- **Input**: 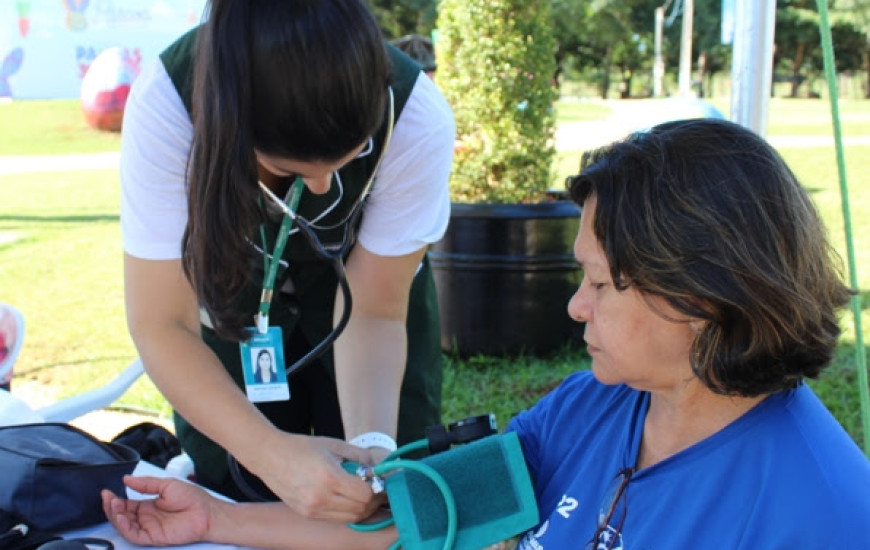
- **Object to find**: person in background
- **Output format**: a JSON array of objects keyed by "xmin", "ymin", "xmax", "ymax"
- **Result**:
[
  {"xmin": 120, "ymin": 0, "xmax": 453, "ymax": 520},
  {"xmin": 510, "ymin": 118, "xmax": 870, "ymax": 549}
]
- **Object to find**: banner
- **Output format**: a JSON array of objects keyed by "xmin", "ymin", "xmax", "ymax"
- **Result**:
[{"xmin": 0, "ymin": 0, "xmax": 206, "ymax": 100}]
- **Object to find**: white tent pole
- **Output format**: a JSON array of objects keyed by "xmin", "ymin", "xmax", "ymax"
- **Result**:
[
  {"xmin": 730, "ymin": 0, "xmax": 777, "ymax": 136},
  {"xmin": 653, "ymin": 6, "xmax": 665, "ymax": 97},
  {"xmin": 677, "ymin": 0, "xmax": 694, "ymax": 95}
]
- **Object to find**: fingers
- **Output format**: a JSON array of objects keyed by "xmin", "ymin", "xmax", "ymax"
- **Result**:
[
  {"xmin": 367, "ymin": 446, "xmax": 391, "ymax": 465},
  {"xmin": 331, "ymin": 458, "xmax": 381, "ymax": 497},
  {"xmin": 362, "ymin": 492, "xmax": 389, "ymax": 519},
  {"xmin": 254, "ymin": 435, "xmax": 387, "ymax": 522},
  {"xmin": 121, "ymin": 474, "xmax": 171, "ymax": 495},
  {"xmin": 100, "ymin": 489, "xmax": 145, "ymax": 544},
  {"xmin": 101, "ymin": 488, "xmax": 119, "ymax": 522},
  {"xmin": 289, "ymin": 470, "xmax": 376, "ymax": 522},
  {"xmin": 101, "ymin": 488, "xmax": 134, "ymax": 519},
  {"xmin": 285, "ymin": 455, "xmax": 379, "ymax": 522},
  {"xmin": 332, "ymin": 439, "xmax": 376, "ymax": 466}
]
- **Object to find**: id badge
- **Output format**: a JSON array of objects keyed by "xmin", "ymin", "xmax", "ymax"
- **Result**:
[{"xmin": 239, "ymin": 326, "xmax": 290, "ymax": 403}]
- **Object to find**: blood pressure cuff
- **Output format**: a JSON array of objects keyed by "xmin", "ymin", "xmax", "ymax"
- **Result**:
[
  {"xmin": 385, "ymin": 432, "xmax": 539, "ymax": 550},
  {"xmin": 0, "ymin": 423, "xmax": 139, "ymax": 532}
]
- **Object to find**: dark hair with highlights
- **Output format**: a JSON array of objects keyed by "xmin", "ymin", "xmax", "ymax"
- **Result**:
[
  {"xmin": 181, "ymin": 0, "xmax": 391, "ymax": 340},
  {"xmin": 567, "ymin": 118, "xmax": 852, "ymax": 396}
]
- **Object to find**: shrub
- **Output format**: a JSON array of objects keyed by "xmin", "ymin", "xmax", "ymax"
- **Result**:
[{"xmin": 435, "ymin": 0, "xmax": 558, "ymax": 204}]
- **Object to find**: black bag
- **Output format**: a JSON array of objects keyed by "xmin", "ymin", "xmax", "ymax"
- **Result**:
[
  {"xmin": 0, "ymin": 423, "xmax": 139, "ymax": 532},
  {"xmin": 0, "ymin": 507, "xmax": 59, "ymax": 550},
  {"xmin": 111, "ymin": 422, "xmax": 180, "ymax": 469}
]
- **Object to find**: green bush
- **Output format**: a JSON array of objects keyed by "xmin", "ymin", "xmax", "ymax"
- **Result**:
[{"xmin": 435, "ymin": 0, "xmax": 558, "ymax": 204}]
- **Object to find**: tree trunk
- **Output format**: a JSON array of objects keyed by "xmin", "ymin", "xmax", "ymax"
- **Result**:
[
  {"xmin": 554, "ymin": 50, "xmax": 565, "ymax": 90},
  {"xmin": 865, "ymin": 39, "xmax": 870, "ymax": 99},
  {"xmin": 791, "ymin": 42, "xmax": 805, "ymax": 98},
  {"xmin": 697, "ymin": 51, "xmax": 708, "ymax": 98},
  {"xmin": 600, "ymin": 45, "xmax": 612, "ymax": 100}
]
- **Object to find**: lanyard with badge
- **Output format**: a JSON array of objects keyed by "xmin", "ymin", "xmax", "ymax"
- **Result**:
[{"xmin": 238, "ymin": 87, "xmax": 395, "ymax": 406}]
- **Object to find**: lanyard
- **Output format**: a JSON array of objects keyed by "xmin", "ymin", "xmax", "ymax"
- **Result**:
[
  {"xmin": 252, "ymin": 89, "xmax": 395, "ymax": 337},
  {"xmin": 255, "ymin": 177, "xmax": 305, "ymax": 334}
]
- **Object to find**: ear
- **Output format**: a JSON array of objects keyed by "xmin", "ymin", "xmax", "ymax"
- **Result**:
[{"xmin": 689, "ymin": 320, "xmax": 705, "ymax": 334}]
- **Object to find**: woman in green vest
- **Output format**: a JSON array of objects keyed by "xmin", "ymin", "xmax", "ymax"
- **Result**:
[{"xmin": 120, "ymin": 0, "xmax": 454, "ymax": 521}]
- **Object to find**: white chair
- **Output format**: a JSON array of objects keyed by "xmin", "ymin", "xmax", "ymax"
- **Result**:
[
  {"xmin": 0, "ymin": 303, "xmax": 25, "ymax": 388},
  {"xmin": 0, "ymin": 303, "xmax": 193, "ymax": 476},
  {"xmin": 37, "ymin": 357, "xmax": 145, "ymax": 422},
  {"xmin": 0, "ymin": 301, "xmax": 145, "ymax": 424},
  {"xmin": 0, "ymin": 355, "xmax": 145, "ymax": 425}
]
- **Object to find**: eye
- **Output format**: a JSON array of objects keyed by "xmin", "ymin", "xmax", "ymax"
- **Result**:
[{"xmin": 582, "ymin": 276, "xmax": 606, "ymax": 291}]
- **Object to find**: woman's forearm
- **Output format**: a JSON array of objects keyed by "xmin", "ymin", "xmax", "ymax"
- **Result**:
[
  {"xmin": 333, "ymin": 314, "xmax": 407, "ymax": 440},
  {"xmin": 332, "ymin": 245, "xmax": 424, "ymax": 443},
  {"xmin": 209, "ymin": 500, "xmax": 397, "ymax": 550}
]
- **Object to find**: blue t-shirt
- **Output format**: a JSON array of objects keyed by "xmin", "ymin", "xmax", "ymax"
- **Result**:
[{"xmin": 508, "ymin": 371, "xmax": 870, "ymax": 550}]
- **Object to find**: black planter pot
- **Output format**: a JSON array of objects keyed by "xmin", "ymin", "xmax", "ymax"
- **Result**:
[{"xmin": 429, "ymin": 200, "xmax": 584, "ymax": 357}]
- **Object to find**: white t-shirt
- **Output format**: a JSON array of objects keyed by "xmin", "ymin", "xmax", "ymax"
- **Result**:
[{"xmin": 120, "ymin": 59, "xmax": 454, "ymax": 260}]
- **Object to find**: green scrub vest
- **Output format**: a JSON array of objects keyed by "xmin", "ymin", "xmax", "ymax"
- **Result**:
[{"xmin": 159, "ymin": 29, "xmax": 443, "ymax": 494}]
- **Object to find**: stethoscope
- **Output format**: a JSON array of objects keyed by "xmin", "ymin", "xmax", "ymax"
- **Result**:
[
  {"xmin": 255, "ymin": 86, "xmax": 395, "ymax": 379},
  {"xmin": 230, "ymin": 88, "xmax": 395, "ymax": 501}
]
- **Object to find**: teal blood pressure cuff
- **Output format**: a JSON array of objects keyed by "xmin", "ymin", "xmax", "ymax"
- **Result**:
[{"xmin": 385, "ymin": 432, "xmax": 538, "ymax": 550}]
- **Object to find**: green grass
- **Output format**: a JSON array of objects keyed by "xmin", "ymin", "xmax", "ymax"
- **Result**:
[
  {"xmin": 765, "ymin": 98, "xmax": 870, "ymax": 137},
  {"xmin": 553, "ymin": 98, "xmax": 613, "ymax": 123},
  {"xmin": 0, "ymin": 99, "xmax": 122, "ymax": 155},
  {"xmin": 0, "ymin": 169, "xmax": 167, "ymax": 413},
  {"xmin": 1, "ymin": 96, "xmax": 867, "ymax": 447},
  {"xmin": 443, "ymin": 346, "xmax": 587, "ymax": 430}
]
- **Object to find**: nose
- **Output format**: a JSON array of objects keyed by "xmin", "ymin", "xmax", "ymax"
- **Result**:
[
  {"xmin": 567, "ymin": 278, "xmax": 591, "ymax": 323},
  {"xmin": 303, "ymin": 173, "xmax": 333, "ymax": 195}
]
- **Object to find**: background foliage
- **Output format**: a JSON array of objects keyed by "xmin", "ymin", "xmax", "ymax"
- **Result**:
[
  {"xmin": 369, "ymin": 0, "xmax": 870, "ymax": 100},
  {"xmin": 435, "ymin": 0, "xmax": 558, "ymax": 203}
]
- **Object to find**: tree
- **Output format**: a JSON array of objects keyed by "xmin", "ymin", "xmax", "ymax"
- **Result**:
[
  {"xmin": 550, "ymin": 0, "xmax": 657, "ymax": 98},
  {"xmin": 436, "ymin": 0, "xmax": 558, "ymax": 203},
  {"xmin": 775, "ymin": 0, "xmax": 865, "ymax": 97},
  {"xmin": 549, "ymin": 0, "xmax": 595, "ymax": 86},
  {"xmin": 366, "ymin": 0, "xmax": 438, "ymax": 39},
  {"xmin": 832, "ymin": 0, "xmax": 870, "ymax": 98},
  {"xmin": 690, "ymin": 0, "xmax": 729, "ymax": 98},
  {"xmin": 776, "ymin": 1, "xmax": 826, "ymax": 97}
]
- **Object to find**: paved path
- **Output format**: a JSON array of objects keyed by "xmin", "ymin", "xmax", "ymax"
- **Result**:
[
  {"xmin": 556, "ymin": 119, "xmax": 870, "ymax": 151},
  {"xmin": 554, "ymin": 99, "xmax": 870, "ymax": 152},
  {"xmin": 2, "ymin": 117, "xmax": 867, "ymax": 179},
  {"xmin": 0, "ymin": 151, "xmax": 119, "ymax": 175}
]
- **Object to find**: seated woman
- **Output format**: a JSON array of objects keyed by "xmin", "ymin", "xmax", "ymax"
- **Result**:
[
  {"xmin": 102, "ymin": 119, "xmax": 870, "ymax": 549},
  {"xmin": 510, "ymin": 117, "xmax": 869, "ymax": 549}
]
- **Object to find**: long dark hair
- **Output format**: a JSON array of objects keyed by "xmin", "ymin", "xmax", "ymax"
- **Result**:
[
  {"xmin": 568, "ymin": 118, "xmax": 852, "ymax": 396},
  {"xmin": 182, "ymin": 0, "xmax": 391, "ymax": 341}
]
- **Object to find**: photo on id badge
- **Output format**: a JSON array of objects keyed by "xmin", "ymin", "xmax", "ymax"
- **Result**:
[{"xmin": 240, "ymin": 327, "xmax": 290, "ymax": 402}]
